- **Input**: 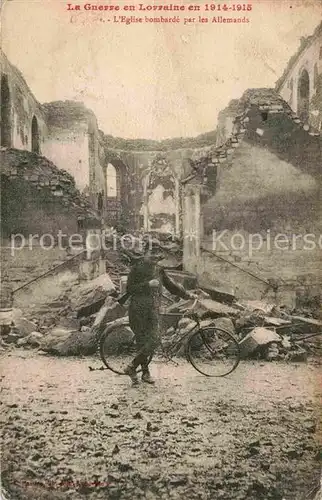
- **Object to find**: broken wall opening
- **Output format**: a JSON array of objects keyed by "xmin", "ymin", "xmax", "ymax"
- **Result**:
[
  {"xmin": 142, "ymin": 156, "xmax": 181, "ymax": 234},
  {"xmin": 106, "ymin": 163, "xmax": 117, "ymax": 198},
  {"xmin": 105, "ymin": 160, "xmax": 128, "ymax": 229}
]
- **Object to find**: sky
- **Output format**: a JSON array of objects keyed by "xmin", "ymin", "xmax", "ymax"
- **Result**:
[{"xmin": 1, "ymin": 0, "xmax": 321, "ymax": 139}]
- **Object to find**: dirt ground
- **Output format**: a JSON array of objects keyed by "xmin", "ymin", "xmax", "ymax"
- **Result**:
[{"xmin": 1, "ymin": 350, "xmax": 321, "ymax": 500}]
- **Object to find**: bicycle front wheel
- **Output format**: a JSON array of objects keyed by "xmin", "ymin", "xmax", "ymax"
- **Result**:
[
  {"xmin": 99, "ymin": 320, "xmax": 153, "ymax": 375},
  {"xmin": 100, "ymin": 320, "xmax": 137, "ymax": 375},
  {"xmin": 186, "ymin": 326, "xmax": 240, "ymax": 377}
]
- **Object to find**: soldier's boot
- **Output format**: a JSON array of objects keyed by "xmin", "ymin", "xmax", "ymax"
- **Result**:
[
  {"xmin": 124, "ymin": 365, "xmax": 140, "ymax": 387},
  {"xmin": 141, "ymin": 368, "xmax": 155, "ymax": 385}
]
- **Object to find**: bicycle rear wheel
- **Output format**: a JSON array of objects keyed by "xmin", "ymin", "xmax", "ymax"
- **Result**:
[
  {"xmin": 186, "ymin": 326, "xmax": 240, "ymax": 377},
  {"xmin": 99, "ymin": 321, "xmax": 153, "ymax": 375}
]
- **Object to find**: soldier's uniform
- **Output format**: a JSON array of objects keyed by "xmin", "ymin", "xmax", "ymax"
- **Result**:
[{"xmin": 125, "ymin": 254, "xmax": 190, "ymax": 384}]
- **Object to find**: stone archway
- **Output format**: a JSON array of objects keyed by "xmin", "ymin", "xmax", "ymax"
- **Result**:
[
  {"xmin": 1, "ymin": 74, "xmax": 11, "ymax": 148},
  {"xmin": 104, "ymin": 159, "xmax": 129, "ymax": 229},
  {"xmin": 106, "ymin": 163, "xmax": 118, "ymax": 198},
  {"xmin": 31, "ymin": 116, "xmax": 40, "ymax": 153},
  {"xmin": 142, "ymin": 155, "xmax": 180, "ymax": 235},
  {"xmin": 297, "ymin": 69, "xmax": 310, "ymax": 123}
]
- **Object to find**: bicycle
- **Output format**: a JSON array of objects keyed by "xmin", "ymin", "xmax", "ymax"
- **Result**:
[{"xmin": 99, "ymin": 298, "xmax": 241, "ymax": 377}]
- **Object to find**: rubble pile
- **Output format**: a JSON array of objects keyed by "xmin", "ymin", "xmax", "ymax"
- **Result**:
[
  {"xmin": 158, "ymin": 295, "xmax": 322, "ymax": 361},
  {"xmin": 234, "ymin": 300, "xmax": 322, "ymax": 361},
  {"xmin": 0, "ymin": 231, "xmax": 321, "ymax": 361},
  {"xmin": 1, "ymin": 271, "xmax": 321, "ymax": 361}
]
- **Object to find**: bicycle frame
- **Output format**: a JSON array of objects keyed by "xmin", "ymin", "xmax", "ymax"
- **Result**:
[
  {"xmin": 156, "ymin": 298, "xmax": 201, "ymax": 362},
  {"xmin": 97, "ymin": 296, "xmax": 241, "ymax": 377}
]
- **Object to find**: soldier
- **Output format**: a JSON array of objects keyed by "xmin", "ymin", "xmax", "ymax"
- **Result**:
[{"xmin": 123, "ymin": 243, "xmax": 197, "ymax": 386}]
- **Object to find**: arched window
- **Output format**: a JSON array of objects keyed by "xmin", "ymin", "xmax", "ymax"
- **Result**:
[
  {"xmin": 106, "ymin": 163, "xmax": 117, "ymax": 198},
  {"xmin": 31, "ymin": 115, "xmax": 40, "ymax": 153},
  {"xmin": 1, "ymin": 74, "xmax": 11, "ymax": 147}
]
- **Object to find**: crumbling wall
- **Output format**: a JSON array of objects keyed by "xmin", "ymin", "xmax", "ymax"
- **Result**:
[
  {"xmin": 142, "ymin": 154, "xmax": 178, "ymax": 233},
  {"xmin": 0, "ymin": 51, "xmax": 47, "ymax": 151},
  {"xmin": 42, "ymin": 124, "xmax": 90, "ymax": 192},
  {"xmin": 0, "ymin": 148, "xmax": 100, "ymax": 240},
  {"xmin": 198, "ymin": 147, "xmax": 322, "ymax": 303},
  {"xmin": 215, "ymin": 99, "xmax": 241, "ymax": 147},
  {"xmin": 183, "ymin": 89, "xmax": 322, "ymax": 305},
  {"xmin": 203, "ymin": 141, "xmax": 322, "ymax": 234},
  {"xmin": 0, "ymin": 53, "xmax": 106, "ymax": 213},
  {"xmin": 1, "ymin": 176, "xmax": 79, "ymax": 237},
  {"xmin": 276, "ymin": 22, "xmax": 322, "ymax": 129},
  {"xmin": 1, "ymin": 246, "xmax": 70, "ymax": 291},
  {"xmin": 310, "ymin": 72, "xmax": 322, "ymax": 130},
  {"xmin": 42, "ymin": 101, "xmax": 105, "ymax": 198}
]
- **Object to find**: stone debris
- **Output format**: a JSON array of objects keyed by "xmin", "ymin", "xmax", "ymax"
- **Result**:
[
  {"xmin": 40, "ymin": 327, "xmax": 98, "ymax": 356},
  {"xmin": 1, "ymin": 232, "xmax": 321, "ymax": 361},
  {"xmin": 264, "ymin": 317, "xmax": 292, "ymax": 327},
  {"xmin": 287, "ymin": 315, "xmax": 322, "ymax": 332},
  {"xmin": 25, "ymin": 331, "xmax": 44, "ymax": 347},
  {"xmin": 91, "ymin": 296, "xmax": 127, "ymax": 335},
  {"xmin": 0, "ymin": 308, "xmax": 23, "ymax": 326},
  {"xmin": 197, "ymin": 298, "xmax": 240, "ymax": 318},
  {"xmin": 285, "ymin": 349, "xmax": 308, "ymax": 363},
  {"xmin": 13, "ymin": 317, "xmax": 38, "ymax": 337},
  {"xmin": 265, "ymin": 343, "xmax": 281, "ymax": 361},
  {"xmin": 70, "ymin": 273, "xmax": 116, "ymax": 318},
  {"xmin": 238, "ymin": 300, "xmax": 276, "ymax": 315},
  {"xmin": 3, "ymin": 274, "xmax": 321, "ymax": 360},
  {"xmin": 198, "ymin": 282, "xmax": 236, "ymax": 305},
  {"xmin": 39, "ymin": 327, "xmax": 76, "ymax": 352},
  {"xmin": 239, "ymin": 327, "xmax": 282, "ymax": 359},
  {"xmin": 5, "ymin": 332, "xmax": 22, "ymax": 344}
]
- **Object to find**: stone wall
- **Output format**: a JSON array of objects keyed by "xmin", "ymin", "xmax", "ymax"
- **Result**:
[
  {"xmin": 2, "ymin": 176, "xmax": 80, "ymax": 237},
  {"xmin": 0, "ymin": 148, "xmax": 100, "ymax": 240},
  {"xmin": 276, "ymin": 22, "xmax": 322, "ymax": 130},
  {"xmin": 1, "ymin": 51, "xmax": 219, "ymax": 233},
  {"xmin": 42, "ymin": 101, "xmax": 105, "ymax": 201},
  {"xmin": 0, "ymin": 53, "xmax": 106, "ymax": 210},
  {"xmin": 202, "ymin": 141, "xmax": 322, "ymax": 235},
  {"xmin": 0, "ymin": 51, "xmax": 47, "ymax": 153},
  {"xmin": 1, "ymin": 246, "xmax": 69, "ymax": 289},
  {"xmin": 104, "ymin": 147, "xmax": 212, "ymax": 233},
  {"xmin": 183, "ymin": 89, "xmax": 322, "ymax": 305},
  {"xmin": 215, "ymin": 99, "xmax": 241, "ymax": 147},
  {"xmin": 1, "ymin": 244, "xmax": 82, "ymax": 317},
  {"xmin": 185, "ymin": 243, "xmax": 322, "ymax": 308}
]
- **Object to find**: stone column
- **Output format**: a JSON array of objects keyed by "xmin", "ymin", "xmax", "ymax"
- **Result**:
[
  {"xmin": 183, "ymin": 184, "xmax": 201, "ymax": 272},
  {"xmin": 174, "ymin": 177, "xmax": 180, "ymax": 237}
]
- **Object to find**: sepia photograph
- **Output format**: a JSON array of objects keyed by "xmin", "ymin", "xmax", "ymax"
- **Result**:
[{"xmin": 0, "ymin": 0, "xmax": 322, "ymax": 498}]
